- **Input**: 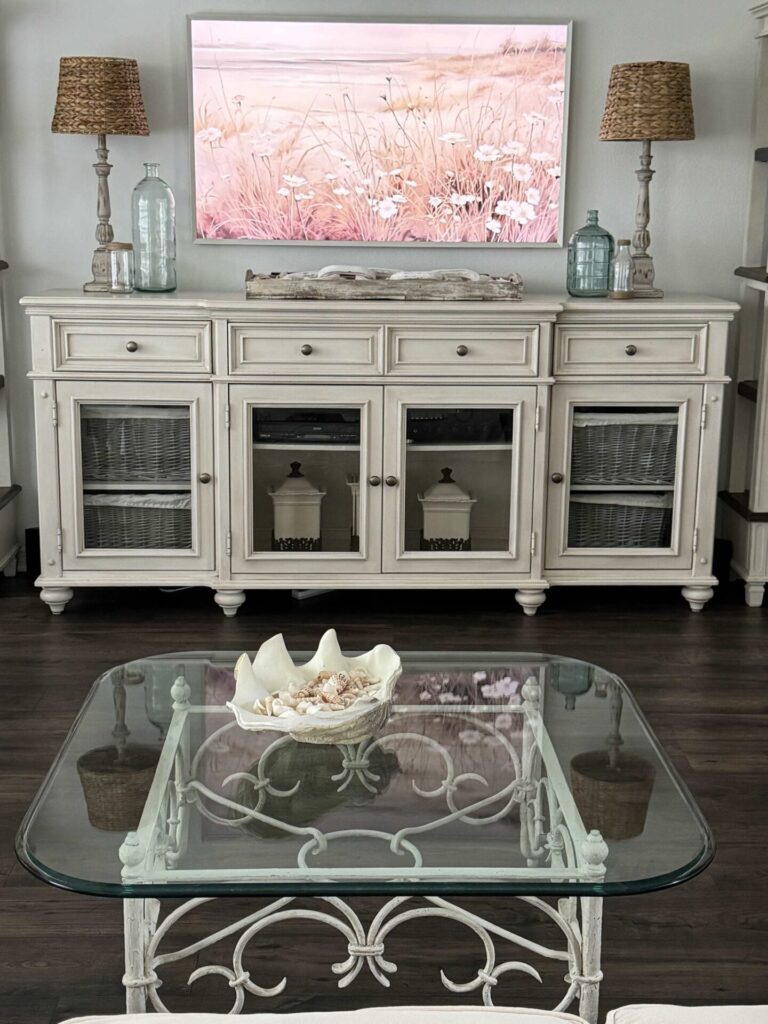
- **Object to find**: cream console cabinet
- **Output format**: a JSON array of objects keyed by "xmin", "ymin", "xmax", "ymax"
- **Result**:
[{"xmin": 22, "ymin": 293, "xmax": 737, "ymax": 616}]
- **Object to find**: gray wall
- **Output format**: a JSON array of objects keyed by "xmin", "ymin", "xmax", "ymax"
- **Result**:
[{"xmin": 0, "ymin": 0, "xmax": 756, "ymax": 528}]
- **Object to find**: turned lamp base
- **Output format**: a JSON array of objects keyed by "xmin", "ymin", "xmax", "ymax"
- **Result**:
[
  {"xmin": 630, "ymin": 252, "xmax": 663, "ymax": 299},
  {"xmin": 84, "ymin": 246, "xmax": 113, "ymax": 292}
]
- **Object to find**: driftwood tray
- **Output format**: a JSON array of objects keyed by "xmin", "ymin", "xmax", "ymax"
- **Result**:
[{"xmin": 245, "ymin": 271, "xmax": 523, "ymax": 302}]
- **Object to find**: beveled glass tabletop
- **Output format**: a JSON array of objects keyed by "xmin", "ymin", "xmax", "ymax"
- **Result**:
[{"xmin": 16, "ymin": 650, "xmax": 713, "ymax": 899}]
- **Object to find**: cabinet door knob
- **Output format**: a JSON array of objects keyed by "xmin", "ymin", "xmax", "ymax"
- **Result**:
[
  {"xmin": 300, "ymin": 343, "xmax": 313, "ymax": 356},
  {"xmin": 198, "ymin": 472, "xmax": 212, "ymax": 484},
  {"xmin": 551, "ymin": 472, "xmax": 564, "ymax": 484},
  {"xmin": 385, "ymin": 475, "xmax": 399, "ymax": 487},
  {"xmin": 368, "ymin": 475, "xmax": 381, "ymax": 487},
  {"xmin": 125, "ymin": 340, "xmax": 139, "ymax": 352},
  {"xmin": 625, "ymin": 344, "xmax": 638, "ymax": 356},
  {"xmin": 456, "ymin": 344, "xmax": 469, "ymax": 357}
]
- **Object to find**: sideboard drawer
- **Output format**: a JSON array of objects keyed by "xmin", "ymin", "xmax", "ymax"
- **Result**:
[
  {"xmin": 54, "ymin": 320, "xmax": 212, "ymax": 372},
  {"xmin": 229, "ymin": 322, "xmax": 383, "ymax": 375},
  {"xmin": 554, "ymin": 324, "xmax": 708, "ymax": 376},
  {"xmin": 386, "ymin": 323, "xmax": 539, "ymax": 376}
]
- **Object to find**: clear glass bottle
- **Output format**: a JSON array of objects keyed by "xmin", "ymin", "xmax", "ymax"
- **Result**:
[
  {"xmin": 131, "ymin": 163, "xmax": 176, "ymax": 292},
  {"xmin": 609, "ymin": 238, "xmax": 634, "ymax": 299},
  {"xmin": 566, "ymin": 210, "xmax": 614, "ymax": 298}
]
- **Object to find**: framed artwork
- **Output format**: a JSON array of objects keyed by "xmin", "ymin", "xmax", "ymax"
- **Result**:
[{"xmin": 189, "ymin": 17, "xmax": 571, "ymax": 246}]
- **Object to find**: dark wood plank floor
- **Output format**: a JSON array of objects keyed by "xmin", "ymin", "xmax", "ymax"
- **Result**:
[{"xmin": 1, "ymin": 577, "xmax": 766, "ymax": 1023}]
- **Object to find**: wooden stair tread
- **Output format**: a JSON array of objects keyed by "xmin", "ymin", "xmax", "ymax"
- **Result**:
[
  {"xmin": 719, "ymin": 489, "xmax": 768, "ymax": 522},
  {"xmin": 0, "ymin": 484, "xmax": 21, "ymax": 512}
]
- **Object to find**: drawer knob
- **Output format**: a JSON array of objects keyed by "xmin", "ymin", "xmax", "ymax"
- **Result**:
[
  {"xmin": 198, "ymin": 472, "xmax": 212, "ymax": 484},
  {"xmin": 125, "ymin": 340, "xmax": 139, "ymax": 353},
  {"xmin": 368, "ymin": 475, "xmax": 381, "ymax": 487},
  {"xmin": 625, "ymin": 344, "xmax": 638, "ymax": 356},
  {"xmin": 551, "ymin": 472, "xmax": 564, "ymax": 484},
  {"xmin": 385, "ymin": 475, "xmax": 399, "ymax": 487},
  {"xmin": 300, "ymin": 343, "xmax": 313, "ymax": 356},
  {"xmin": 456, "ymin": 344, "xmax": 469, "ymax": 357}
]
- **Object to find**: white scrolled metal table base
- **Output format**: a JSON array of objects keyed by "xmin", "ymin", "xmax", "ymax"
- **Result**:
[
  {"xmin": 122, "ymin": 892, "xmax": 603, "ymax": 1022},
  {"xmin": 119, "ymin": 674, "xmax": 608, "ymax": 1022}
]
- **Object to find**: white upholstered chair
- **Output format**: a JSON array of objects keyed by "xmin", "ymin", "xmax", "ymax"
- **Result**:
[
  {"xmin": 605, "ymin": 1008, "xmax": 768, "ymax": 1024},
  {"xmin": 61, "ymin": 1009, "xmax": 587, "ymax": 1024}
]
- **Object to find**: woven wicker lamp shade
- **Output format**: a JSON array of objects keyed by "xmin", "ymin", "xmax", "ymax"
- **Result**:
[
  {"xmin": 600, "ymin": 61, "xmax": 694, "ymax": 142},
  {"xmin": 52, "ymin": 56, "xmax": 149, "ymax": 136}
]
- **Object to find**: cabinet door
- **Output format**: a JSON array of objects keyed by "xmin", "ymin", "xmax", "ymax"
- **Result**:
[
  {"xmin": 382, "ymin": 386, "xmax": 537, "ymax": 574},
  {"xmin": 229, "ymin": 385, "xmax": 383, "ymax": 574},
  {"xmin": 57, "ymin": 381, "xmax": 215, "ymax": 572},
  {"xmin": 545, "ymin": 383, "xmax": 703, "ymax": 571}
]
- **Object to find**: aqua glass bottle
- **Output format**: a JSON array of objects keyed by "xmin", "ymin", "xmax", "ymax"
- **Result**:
[
  {"xmin": 566, "ymin": 210, "xmax": 614, "ymax": 297},
  {"xmin": 131, "ymin": 163, "xmax": 176, "ymax": 292}
]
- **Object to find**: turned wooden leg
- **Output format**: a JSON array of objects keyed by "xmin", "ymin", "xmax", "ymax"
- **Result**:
[
  {"xmin": 214, "ymin": 589, "xmax": 246, "ymax": 618},
  {"xmin": 744, "ymin": 582, "xmax": 765, "ymax": 608},
  {"xmin": 39, "ymin": 587, "xmax": 74, "ymax": 615},
  {"xmin": 681, "ymin": 585, "xmax": 714, "ymax": 613},
  {"xmin": 515, "ymin": 589, "xmax": 547, "ymax": 616}
]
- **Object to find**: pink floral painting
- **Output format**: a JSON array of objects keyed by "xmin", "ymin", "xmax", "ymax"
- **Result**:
[{"xmin": 191, "ymin": 20, "xmax": 569, "ymax": 244}]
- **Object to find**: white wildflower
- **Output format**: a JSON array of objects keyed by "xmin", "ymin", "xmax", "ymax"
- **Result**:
[
  {"xmin": 196, "ymin": 127, "xmax": 222, "ymax": 145},
  {"xmin": 377, "ymin": 197, "xmax": 399, "ymax": 219},
  {"xmin": 294, "ymin": 191, "xmax": 314, "ymax": 201},
  {"xmin": 526, "ymin": 187, "xmax": 541, "ymax": 205},
  {"xmin": 474, "ymin": 144, "xmax": 501, "ymax": 162},
  {"xmin": 333, "ymin": 186, "xmax": 351, "ymax": 196},
  {"xmin": 277, "ymin": 187, "xmax": 290, "ymax": 197},
  {"xmin": 428, "ymin": 196, "xmax": 443, "ymax": 208},
  {"xmin": 439, "ymin": 131, "xmax": 466, "ymax": 144},
  {"xmin": 512, "ymin": 162, "xmax": 533, "ymax": 182},
  {"xmin": 502, "ymin": 140, "xmax": 526, "ymax": 156},
  {"xmin": 531, "ymin": 150, "xmax": 554, "ymax": 162},
  {"xmin": 324, "ymin": 172, "xmax": 338, "ymax": 181},
  {"xmin": 547, "ymin": 165, "xmax": 561, "ymax": 178},
  {"xmin": 486, "ymin": 218, "xmax": 502, "ymax": 234},
  {"xmin": 283, "ymin": 174, "xmax": 307, "ymax": 187},
  {"xmin": 523, "ymin": 112, "xmax": 546, "ymax": 126}
]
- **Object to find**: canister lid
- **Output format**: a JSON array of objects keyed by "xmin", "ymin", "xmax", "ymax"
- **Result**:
[
  {"xmin": 272, "ymin": 461, "xmax": 324, "ymax": 495},
  {"xmin": 105, "ymin": 241, "xmax": 133, "ymax": 250},
  {"xmin": 421, "ymin": 467, "xmax": 474, "ymax": 502}
]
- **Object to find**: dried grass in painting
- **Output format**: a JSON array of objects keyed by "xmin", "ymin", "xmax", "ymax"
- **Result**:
[{"xmin": 191, "ymin": 20, "xmax": 568, "ymax": 244}]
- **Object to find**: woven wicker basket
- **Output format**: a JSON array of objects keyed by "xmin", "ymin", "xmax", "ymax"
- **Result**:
[
  {"xmin": 571, "ymin": 412, "xmax": 678, "ymax": 485},
  {"xmin": 83, "ymin": 494, "xmax": 192, "ymax": 549},
  {"xmin": 568, "ymin": 494, "xmax": 672, "ymax": 548},
  {"xmin": 77, "ymin": 743, "xmax": 159, "ymax": 831},
  {"xmin": 570, "ymin": 751, "xmax": 655, "ymax": 841},
  {"xmin": 81, "ymin": 407, "xmax": 190, "ymax": 482}
]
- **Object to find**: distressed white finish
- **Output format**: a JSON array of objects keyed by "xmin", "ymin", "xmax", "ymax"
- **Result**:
[
  {"xmin": 116, "ymin": 677, "xmax": 607, "ymax": 1020},
  {"xmin": 21, "ymin": 292, "xmax": 736, "ymax": 615}
]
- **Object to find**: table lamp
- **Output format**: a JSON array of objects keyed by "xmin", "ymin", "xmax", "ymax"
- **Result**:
[
  {"xmin": 52, "ymin": 56, "xmax": 149, "ymax": 292},
  {"xmin": 600, "ymin": 61, "xmax": 695, "ymax": 298}
]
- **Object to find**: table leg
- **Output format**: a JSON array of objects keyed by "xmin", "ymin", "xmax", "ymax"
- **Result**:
[
  {"xmin": 123, "ymin": 897, "xmax": 159, "ymax": 1012},
  {"xmin": 577, "ymin": 895, "xmax": 603, "ymax": 1024}
]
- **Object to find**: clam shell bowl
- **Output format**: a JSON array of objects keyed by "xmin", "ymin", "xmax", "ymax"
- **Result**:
[{"xmin": 226, "ymin": 629, "xmax": 402, "ymax": 744}]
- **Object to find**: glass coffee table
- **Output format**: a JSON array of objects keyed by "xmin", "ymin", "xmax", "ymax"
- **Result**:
[{"xmin": 17, "ymin": 650, "xmax": 713, "ymax": 1023}]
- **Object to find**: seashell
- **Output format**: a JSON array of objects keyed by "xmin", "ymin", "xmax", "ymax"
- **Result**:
[{"xmin": 226, "ymin": 629, "xmax": 402, "ymax": 743}]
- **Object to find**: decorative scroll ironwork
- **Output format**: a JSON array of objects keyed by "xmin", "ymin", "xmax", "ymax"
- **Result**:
[{"xmin": 123, "ymin": 892, "xmax": 603, "ymax": 1018}]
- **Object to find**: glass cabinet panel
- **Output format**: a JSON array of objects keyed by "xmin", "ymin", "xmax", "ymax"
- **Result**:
[
  {"xmin": 402, "ymin": 407, "xmax": 514, "ymax": 553},
  {"xmin": 56, "ymin": 381, "xmax": 214, "ymax": 572},
  {"xmin": 251, "ymin": 406, "xmax": 362, "ymax": 554},
  {"xmin": 79, "ymin": 404, "xmax": 193, "ymax": 550},
  {"xmin": 566, "ymin": 405, "xmax": 678, "ymax": 550},
  {"xmin": 383, "ymin": 387, "xmax": 537, "ymax": 573},
  {"xmin": 230, "ymin": 385, "xmax": 383, "ymax": 573},
  {"xmin": 545, "ymin": 384, "xmax": 702, "ymax": 571}
]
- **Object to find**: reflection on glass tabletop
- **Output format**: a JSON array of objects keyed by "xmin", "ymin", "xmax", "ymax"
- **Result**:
[{"xmin": 16, "ymin": 651, "xmax": 713, "ymax": 898}]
